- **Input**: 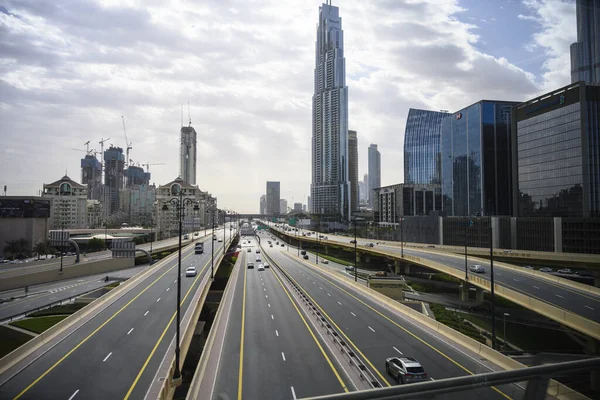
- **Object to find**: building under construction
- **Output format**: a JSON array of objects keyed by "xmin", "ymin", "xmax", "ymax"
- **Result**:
[
  {"xmin": 104, "ymin": 146, "xmax": 125, "ymax": 215},
  {"xmin": 81, "ymin": 154, "xmax": 102, "ymax": 200}
]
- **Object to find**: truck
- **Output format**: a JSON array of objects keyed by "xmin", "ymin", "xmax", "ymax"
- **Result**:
[{"xmin": 195, "ymin": 242, "xmax": 204, "ymax": 254}]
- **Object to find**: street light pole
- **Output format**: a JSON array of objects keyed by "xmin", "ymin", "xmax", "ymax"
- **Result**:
[
  {"xmin": 503, "ymin": 312, "xmax": 509, "ymax": 351},
  {"xmin": 464, "ymin": 217, "xmax": 469, "ymax": 281},
  {"xmin": 211, "ymin": 208, "xmax": 215, "ymax": 279},
  {"xmin": 490, "ymin": 214, "xmax": 497, "ymax": 350},
  {"xmin": 354, "ymin": 216, "xmax": 358, "ymax": 282},
  {"xmin": 60, "ymin": 224, "xmax": 64, "ymax": 272},
  {"xmin": 400, "ymin": 217, "xmax": 404, "ymax": 258}
]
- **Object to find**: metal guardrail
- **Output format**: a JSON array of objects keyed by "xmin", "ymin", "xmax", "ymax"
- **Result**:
[
  {"xmin": 301, "ymin": 357, "xmax": 600, "ymax": 400},
  {"xmin": 260, "ymin": 239, "xmax": 382, "ymax": 389}
]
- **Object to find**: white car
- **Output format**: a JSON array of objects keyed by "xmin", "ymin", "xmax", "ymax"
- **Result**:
[
  {"xmin": 185, "ymin": 266, "xmax": 197, "ymax": 277},
  {"xmin": 218, "ymin": 238, "xmax": 223, "ymax": 242},
  {"xmin": 263, "ymin": 262, "xmax": 270, "ymax": 269},
  {"xmin": 469, "ymin": 265, "xmax": 485, "ymax": 273},
  {"xmin": 256, "ymin": 256, "xmax": 262, "ymax": 262},
  {"xmin": 258, "ymin": 264, "xmax": 265, "ymax": 271}
]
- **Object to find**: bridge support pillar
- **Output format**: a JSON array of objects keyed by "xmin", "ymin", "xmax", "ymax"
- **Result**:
[
  {"xmin": 459, "ymin": 283, "xmax": 470, "ymax": 302},
  {"xmin": 394, "ymin": 260, "xmax": 401, "ymax": 274},
  {"xmin": 475, "ymin": 287, "xmax": 484, "ymax": 304}
]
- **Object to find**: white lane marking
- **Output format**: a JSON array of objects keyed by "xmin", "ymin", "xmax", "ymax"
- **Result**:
[
  {"xmin": 157, "ymin": 298, "xmax": 161, "ymax": 302},
  {"xmin": 512, "ymin": 278, "xmax": 519, "ymax": 282},
  {"xmin": 393, "ymin": 346, "xmax": 403, "ymax": 355},
  {"xmin": 337, "ymin": 301, "xmax": 342, "ymax": 305},
  {"xmin": 351, "ymin": 312, "xmax": 356, "ymax": 317},
  {"xmin": 174, "ymin": 280, "xmax": 177, "ymax": 284},
  {"xmin": 102, "ymin": 352, "xmax": 112, "ymax": 362},
  {"xmin": 585, "ymin": 305, "xmax": 595, "ymax": 311},
  {"xmin": 266, "ymin": 295, "xmax": 268, "ymax": 298},
  {"xmin": 368, "ymin": 326, "xmax": 375, "ymax": 333},
  {"xmin": 327, "ymin": 293, "xmax": 331, "ymax": 297},
  {"xmin": 127, "ymin": 328, "xmax": 134, "ymax": 335},
  {"xmin": 533, "ymin": 286, "xmax": 540, "ymax": 289},
  {"xmin": 275, "ymin": 330, "xmax": 279, "ymax": 337},
  {"xmin": 262, "ymin": 282, "xmax": 264, "ymax": 286},
  {"xmin": 430, "ymin": 377, "xmax": 435, "ymax": 381},
  {"xmin": 68, "ymin": 390, "xmax": 80, "ymax": 400},
  {"xmin": 263, "ymin": 288, "xmax": 266, "ymax": 291},
  {"xmin": 268, "ymin": 303, "xmax": 271, "ymax": 307},
  {"xmin": 144, "ymin": 311, "xmax": 149, "ymax": 316},
  {"xmin": 166, "ymin": 287, "xmax": 170, "ymax": 292},
  {"xmin": 556, "ymin": 294, "xmax": 564, "ymax": 299},
  {"xmin": 281, "ymin": 352, "xmax": 286, "ymax": 361},
  {"xmin": 291, "ymin": 386, "xmax": 297, "ymax": 400},
  {"xmin": 271, "ymin": 314, "xmax": 274, "ymax": 320}
]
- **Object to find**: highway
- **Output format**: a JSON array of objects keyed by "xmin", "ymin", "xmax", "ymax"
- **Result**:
[
  {"xmin": 273, "ymin": 226, "xmax": 600, "ymax": 324},
  {"xmin": 0, "ymin": 231, "xmax": 228, "ymax": 400},
  {"xmin": 259, "ymin": 232, "xmax": 523, "ymax": 400},
  {"xmin": 0, "ymin": 266, "xmax": 148, "ymax": 322},
  {"xmin": 212, "ymin": 236, "xmax": 350, "ymax": 400}
]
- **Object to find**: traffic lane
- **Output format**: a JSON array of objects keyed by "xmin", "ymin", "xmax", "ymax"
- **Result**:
[
  {"xmin": 400, "ymin": 248, "xmax": 600, "ymax": 321},
  {"xmin": 212, "ymin": 253, "xmax": 246, "ymax": 400},
  {"xmin": 257, "ymin": 264, "xmax": 347, "ymax": 398},
  {"xmin": 0, "ymin": 246, "xmax": 196, "ymax": 399},
  {"xmin": 0, "ymin": 266, "xmax": 149, "ymax": 320},
  {"xmin": 268, "ymin": 251, "xmax": 518, "ymax": 400}
]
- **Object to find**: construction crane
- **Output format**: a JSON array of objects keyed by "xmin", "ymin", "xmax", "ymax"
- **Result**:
[
  {"xmin": 122, "ymin": 116, "xmax": 133, "ymax": 167},
  {"xmin": 84, "ymin": 141, "xmax": 91, "ymax": 154},
  {"xmin": 71, "ymin": 147, "xmax": 97, "ymax": 157},
  {"xmin": 143, "ymin": 162, "xmax": 165, "ymax": 173}
]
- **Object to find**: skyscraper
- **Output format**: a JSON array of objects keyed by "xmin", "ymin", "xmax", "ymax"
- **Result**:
[
  {"xmin": 104, "ymin": 146, "xmax": 125, "ymax": 215},
  {"xmin": 404, "ymin": 109, "xmax": 449, "ymax": 185},
  {"xmin": 348, "ymin": 130, "xmax": 359, "ymax": 212},
  {"xmin": 311, "ymin": 2, "xmax": 350, "ymax": 220},
  {"xmin": 570, "ymin": 0, "xmax": 599, "ymax": 84},
  {"xmin": 180, "ymin": 124, "xmax": 197, "ymax": 185},
  {"xmin": 81, "ymin": 154, "xmax": 102, "ymax": 201},
  {"xmin": 368, "ymin": 144, "xmax": 381, "ymax": 207},
  {"xmin": 260, "ymin": 194, "xmax": 267, "ymax": 215},
  {"xmin": 266, "ymin": 181, "xmax": 280, "ymax": 215},
  {"xmin": 362, "ymin": 173, "xmax": 369, "ymax": 203},
  {"xmin": 280, "ymin": 199, "xmax": 288, "ymax": 214}
]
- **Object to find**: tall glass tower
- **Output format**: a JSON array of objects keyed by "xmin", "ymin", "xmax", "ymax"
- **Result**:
[
  {"xmin": 180, "ymin": 125, "xmax": 197, "ymax": 185},
  {"xmin": 570, "ymin": 0, "xmax": 599, "ymax": 84},
  {"xmin": 311, "ymin": 1, "xmax": 350, "ymax": 220},
  {"xmin": 403, "ymin": 108, "xmax": 449, "ymax": 185},
  {"xmin": 368, "ymin": 144, "xmax": 381, "ymax": 208}
]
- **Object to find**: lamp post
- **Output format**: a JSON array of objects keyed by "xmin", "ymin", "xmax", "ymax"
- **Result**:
[
  {"xmin": 60, "ymin": 224, "xmax": 64, "ymax": 272},
  {"xmin": 503, "ymin": 312, "xmax": 510, "ymax": 351},
  {"xmin": 464, "ymin": 217, "xmax": 470, "ymax": 281},
  {"xmin": 400, "ymin": 216, "xmax": 404, "ymax": 258},
  {"xmin": 490, "ymin": 213, "xmax": 497, "ymax": 350},
  {"xmin": 315, "ymin": 217, "xmax": 320, "ymax": 264},
  {"xmin": 161, "ymin": 193, "xmax": 199, "ymax": 383}
]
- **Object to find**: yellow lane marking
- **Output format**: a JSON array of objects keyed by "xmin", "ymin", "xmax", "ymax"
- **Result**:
[
  {"xmin": 287, "ymin": 252, "xmax": 512, "ymax": 399},
  {"xmin": 123, "ymin": 250, "xmax": 215, "ymax": 400},
  {"xmin": 237, "ymin": 252, "xmax": 247, "ymax": 400},
  {"xmin": 13, "ymin": 250, "xmax": 194, "ymax": 400},
  {"xmin": 270, "ymin": 260, "xmax": 348, "ymax": 392}
]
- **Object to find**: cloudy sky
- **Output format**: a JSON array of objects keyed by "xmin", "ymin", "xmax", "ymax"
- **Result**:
[{"xmin": 0, "ymin": 0, "xmax": 576, "ymax": 213}]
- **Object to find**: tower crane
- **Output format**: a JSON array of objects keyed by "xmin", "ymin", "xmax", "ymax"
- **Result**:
[
  {"xmin": 122, "ymin": 116, "xmax": 133, "ymax": 167},
  {"xmin": 143, "ymin": 162, "xmax": 165, "ymax": 173}
]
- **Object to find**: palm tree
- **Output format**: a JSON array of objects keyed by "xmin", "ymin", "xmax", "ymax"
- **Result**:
[
  {"xmin": 34, "ymin": 242, "xmax": 47, "ymax": 260},
  {"xmin": 3, "ymin": 240, "xmax": 19, "ymax": 260},
  {"xmin": 16, "ymin": 238, "xmax": 31, "ymax": 259}
]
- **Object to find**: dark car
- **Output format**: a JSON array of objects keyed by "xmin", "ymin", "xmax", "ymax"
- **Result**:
[
  {"xmin": 350, "ymin": 240, "xmax": 356, "ymax": 244},
  {"xmin": 303, "ymin": 255, "xmax": 309, "ymax": 260},
  {"xmin": 301, "ymin": 250, "xmax": 307, "ymax": 255},
  {"xmin": 386, "ymin": 357, "xmax": 428, "ymax": 384}
]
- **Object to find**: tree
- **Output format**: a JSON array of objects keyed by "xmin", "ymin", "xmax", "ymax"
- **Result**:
[
  {"xmin": 34, "ymin": 242, "xmax": 47, "ymax": 260},
  {"xmin": 3, "ymin": 238, "xmax": 30, "ymax": 259},
  {"xmin": 88, "ymin": 238, "xmax": 106, "ymax": 252},
  {"xmin": 133, "ymin": 236, "xmax": 145, "ymax": 245},
  {"xmin": 3, "ymin": 240, "xmax": 19, "ymax": 260}
]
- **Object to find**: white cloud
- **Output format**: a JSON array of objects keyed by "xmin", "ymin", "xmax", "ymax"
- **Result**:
[{"xmin": 0, "ymin": 0, "xmax": 572, "ymax": 212}]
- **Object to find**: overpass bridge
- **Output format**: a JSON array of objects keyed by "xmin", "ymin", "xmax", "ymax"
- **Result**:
[{"xmin": 265, "ymin": 224, "xmax": 600, "ymax": 344}]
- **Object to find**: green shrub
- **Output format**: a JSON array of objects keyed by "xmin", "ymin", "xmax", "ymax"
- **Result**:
[
  {"xmin": 430, "ymin": 304, "xmax": 486, "ymax": 344},
  {"xmin": 27, "ymin": 303, "xmax": 86, "ymax": 317},
  {"xmin": 10, "ymin": 316, "xmax": 68, "ymax": 334}
]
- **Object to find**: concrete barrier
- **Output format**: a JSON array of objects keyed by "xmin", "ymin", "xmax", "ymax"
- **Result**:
[
  {"xmin": 285, "ymin": 252, "xmax": 589, "ymax": 400},
  {"xmin": 0, "ymin": 244, "xmax": 187, "ymax": 377}
]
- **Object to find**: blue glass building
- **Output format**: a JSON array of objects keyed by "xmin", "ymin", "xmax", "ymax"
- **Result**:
[
  {"xmin": 570, "ymin": 0, "xmax": 599, "ymax": 84},
  {"xmin": 441, "ymin": 100, "xmax": 519, "ymax": 216},
  {"xmin": 404, "ymin": 109, "xmax": 449, "ymax": 185}
]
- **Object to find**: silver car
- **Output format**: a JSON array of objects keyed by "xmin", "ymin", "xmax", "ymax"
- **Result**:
[
  {"xmin": 469, "ymin": 265, "xmax": 485, "ymax": 273},
  {"xmin": 385, "ymin": 357, "xmax": 428, "ymax": 384}
]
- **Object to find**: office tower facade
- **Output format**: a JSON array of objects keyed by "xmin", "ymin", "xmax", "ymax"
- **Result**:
[
  {"xmin": 104, "ymin": 146, "xmax": 125, "ymax": 216},
  {"xmin": 363, "ymin": 173, "xmax": 369, "ymax": 203},
  {"xmin": 441, "ymin": 100, "xmax": 519, "ymax": 217},
  {"xmin": 368, "ymin": 144, "xmax": 381, "ymax": 207},
  {"xmin": 120, "ymin": 184, "xmax": 156, "ymax": 225},
  {"xmin": 125, "ymin": 165, "xmax": 150, "ymax": 187},
  {"xmin": 512, "ymin": 82, "xmax": 600, "ymax": 217},
  {"xmin": 280, "ymin": 199, "xmax": 288, "ymax": 214},
  {"xmin": 42, "ymin": 175, "xmax": 88, "ymax": 229},
  {"xmin": 307, "ymin": 196, "xmax": 311, "ymax": 213},
  {"xmin": 311, "ymin": 2, "xmax": 350, "ymax": 220},
  {"xmin": 81, "ymin": 154, "xmax": 102, "ymax": 201},
  {"xmin": 374, "ymin": 183, "xmax": 442, "ymax": 223},
  {"xmin": 260, "ymin": 195, "xmax": 267, "ymax": 215},
  {"xmin": 155, "ymin": 178, "xmax": 207, "ymax": 239},
  {"xmin": 348, "ymin": 130, "xmax": 359, "ymax": 212},
  {"xmin": 266, "ymin": 181, "xmax": 280, "ymax": 215},
  {"xmin": 294, "ymin": 202, "xmax": 303, "ymax": 212},
  {"xmin": 404, "ymin": 109, "xmax": 449, "ymax": 185},
  {"xmin": 180, "ymin": 125, "xmax": 197, "ymax": 185},
  {"xmin": 570, "ymin": 0, "xmax": 599, "ymax": 84}
]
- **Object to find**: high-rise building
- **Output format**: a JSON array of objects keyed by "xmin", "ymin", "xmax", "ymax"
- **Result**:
[
  {"xmin": 311, "ymin": 2, "xmax": 350, "ymax": 220},
  {"xmin": 441, "ymin": 100, "xmax": 519, "ymax": 216},
  {"xmin": 280, "ymin": 199, "xmax": 288, "ymax": 214},
  {"xmin": 404, "ymin": 109, "xmax": 449, "ymax": 185},
  {"xmin": 307, "ymin": 196, "xmax": 311, "ymax": 213},
  {"xmin": 368, "ymin": 144, "xmax": 381, "ymax": 207},
  {"xmin": 42, "ymin": 175, "xmax": 88, "ymax": 229},
  {"xmin": 512, "ymin": 82, "xmax": 600, "ymax": 217},
  {"xmin": 363, "ymin": 173, "xmax": 369, "ymax": 203},
  {"xmin": 81, "ymin": 154, "xmax": 102, "ymax": 201},
  {"xmin": 374, "ymin": 183, "xmax": 442, "ymax": 223},
  {"xmin": 294, "ymin": 202, "xmax": 303, "ymax": 212},
  {"xmin": 348, "ymin": 130, "xmax": 359, "ymax": 212},
  {"xmin": 180, "ymin": 125, "xmax": 197, "ymax": 185},
  {"xmin": 104, "ymin": 146, "xmax": 125, "ymax": 216},
  {"xmin": 570, "ymin": 0, "xmax": 599, "ymax": 84},
  {"xmin": 266, "ymin": 181, "xmax": 280, "ymax": 215},
  {"xmin": 260, "ymin": 195, "xmax": 267, "ymax": 215},
  {"xmin": 120, "ymin": 184, "xmax": 156, "ymax": 225},
  {"xmin": 125, "ymin": 165, "xmax": 150, "ymax": 187}
]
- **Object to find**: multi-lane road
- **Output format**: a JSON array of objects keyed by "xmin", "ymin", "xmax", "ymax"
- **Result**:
[
  {"xmin": 210, "ymin": 232, "xmax": 523, "ymax": 400},
  {"xmin": 0, "ymin": 232, "xmax": 229, "ymax": 400},
  {"xmin": 274, "ymin": 226, "xmax": 600, "ymax": 325}
]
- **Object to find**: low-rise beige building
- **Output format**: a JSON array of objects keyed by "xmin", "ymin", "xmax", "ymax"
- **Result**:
[{"xmin": 42, "ymin": 175, "xmax": 88, "ymax": 230}]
